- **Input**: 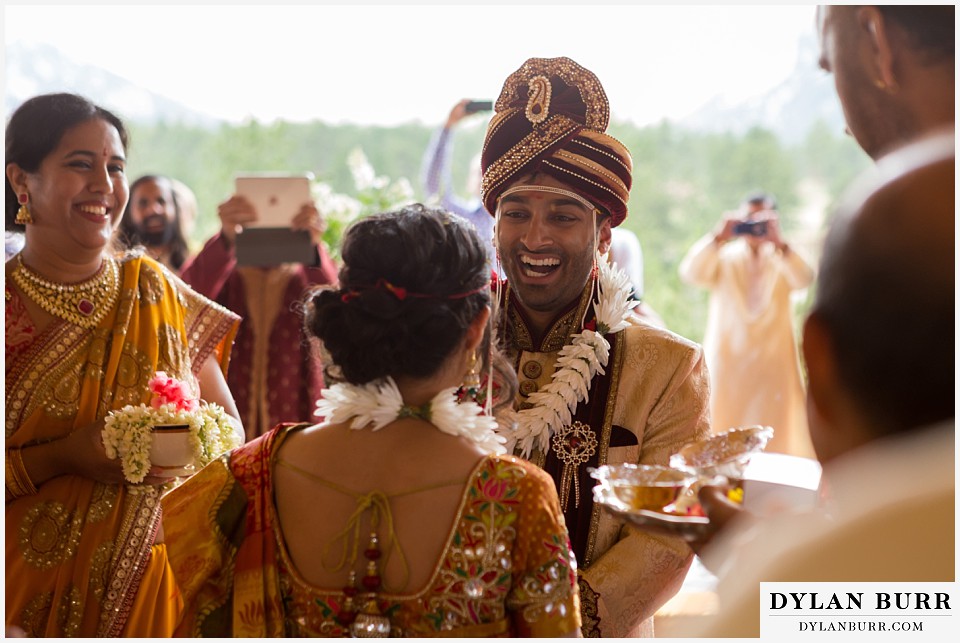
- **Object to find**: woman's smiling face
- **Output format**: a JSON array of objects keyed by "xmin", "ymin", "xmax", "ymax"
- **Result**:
[{"xmin": 21, "ymin": 117, "xmax": 128, "ymax": 255}]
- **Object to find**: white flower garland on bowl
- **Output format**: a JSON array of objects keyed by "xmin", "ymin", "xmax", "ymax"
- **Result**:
[
  {"xmin": 501, "ymin": 257, "xmax": 635, "ymax": 457},
  {"xmin": 314, "ymin": 376, "xmax": 507, "ymax": 454},
  {"xmin": 102, "ymin": 373, "xmax": 242, "ymax": 484}
]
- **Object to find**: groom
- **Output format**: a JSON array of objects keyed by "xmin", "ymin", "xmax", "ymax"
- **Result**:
[{"xmin": 481, "ymin": 57, "xmax": 711, "ymax": 637}]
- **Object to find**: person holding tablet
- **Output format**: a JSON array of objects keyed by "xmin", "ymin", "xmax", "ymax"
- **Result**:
[{"xmin": 180, "ymin": 186, "xmax": 337, "ymax": 440}]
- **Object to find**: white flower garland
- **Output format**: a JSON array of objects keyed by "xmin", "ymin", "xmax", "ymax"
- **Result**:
[
  {"xmin": 314, "ymin": 376, "xmax": 507, "ymax": 454},
  {"xmin": 103, "ymin": 401, "xmax": 242, "ymax": 484},
  {"xmin": 501, "ymin": 257, "xmax": 635, "ymax": 457}
]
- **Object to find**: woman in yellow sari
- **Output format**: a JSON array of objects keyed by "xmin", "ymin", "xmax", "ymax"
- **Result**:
[{"xmin": 5, "ymin": 93, "xmax": 242, "ymax": 637}]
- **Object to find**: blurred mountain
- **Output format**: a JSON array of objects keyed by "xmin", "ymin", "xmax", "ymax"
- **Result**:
[
  {"xmin": 6, "ymin": 38, "xmax": 846, "ymax": 142},
  {"xmin": 678, "ymin": 35, "xmax": 847, "ymax": 144},
  {"xmin": 5, "ymin": 42, "xmax": 221, "ymax": 127}
]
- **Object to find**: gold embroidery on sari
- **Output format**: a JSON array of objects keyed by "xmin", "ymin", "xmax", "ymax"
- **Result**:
[
  {"xmin": 98, "ymin": 485, "xmax": 161, "ymax": 636},
  {"xmin": 506, "ymin": 556, "xmax": 576, "ymax": 624},
  {"xmin": 275, "ymin": 457, "xmax": 580, "ymax": 637},
  {"xmin": 156, "ymin": 322, "xmax": 191, "ymax": 385},
  {"xmin": 90, "ymin": 540, "xmax": 115, "ymax": 603},
  {"xmin": 59, "ymin": 585, "xmax": 84, "ymax": 637},
  {"xmin": 9, "ymin": 327, "xmax": 89, "ymax": 429},
  {"xmin": 6, "ymin": 256, "xmax": 239, "ymax": 637},
  {"xmin": 16, "ymin": 586, "xmax": 82, "ymax": 637},
  {"xmin": 85, "ymin": 329, "xmax": 110, "ymax": 381},
  {"xmin": 428, "ymin": 514, "xmax": 515, "ymax": 627},
  {"xmin": 113, "ymin": 342, "xmax": 153, "ymax": 408},
  {"xmin": 19, "ymin": 500, "xmax": 83, "ymax": 570},
  {"xmin": 49, "ymin": 364, "xmax": 82, "ymax": 416},
  {"xmin": 6, "ymin": 304, "xmax": 96, "ymax": 433},
  {"xmin": 115, "ymin": 284, "xmax": 136, "ymax": 327},
  {"xmin": 87, "ymin": 482, "xmax": 118, "ymax": 524},
  {"xmin": 137, "ymin": 262, "xmax": 165, "ymax": 305},
  {"xmin": 20, "ymin": 591, "xmax": 53, "ymax": 636}
]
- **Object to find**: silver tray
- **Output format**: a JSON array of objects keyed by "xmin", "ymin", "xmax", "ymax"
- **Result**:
[{"xmin": 593, "ymin": 485, "xmax": 712, "ymax": 542}]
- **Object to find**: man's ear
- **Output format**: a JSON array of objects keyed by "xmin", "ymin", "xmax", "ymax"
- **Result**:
[
  {"xmin": 802, "ymin": 312, "xmax": 838, "ymax": 425},
  {"xmin": 803, "ymin": 311, "xmax": 878, "ymax": 462},
  {"xmin": 857, "ymin": 5, "xmax": 899, "ymax": 92},
  {"xmin": 597, "ymin": 217, "xmax": 613, "ymax": 254}
]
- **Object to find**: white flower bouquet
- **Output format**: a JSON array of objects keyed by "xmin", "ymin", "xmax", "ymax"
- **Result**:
[{"xmin": 102, "ymin": 372, "xmax": 242, "ymax": 484}]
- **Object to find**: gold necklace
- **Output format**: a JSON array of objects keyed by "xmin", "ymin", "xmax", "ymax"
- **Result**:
[{"xmin": 12, "ymin": 254, "xmax": 121, "ymax": 329}]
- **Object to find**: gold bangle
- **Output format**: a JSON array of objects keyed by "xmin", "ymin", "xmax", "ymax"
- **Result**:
[
  {"xmin": 6, "ymin": 448, "xmax": 38, "ymax": 498},
  {"xmin": 5, "ymin": 452, "xmax": 22, "ymax": 497}
]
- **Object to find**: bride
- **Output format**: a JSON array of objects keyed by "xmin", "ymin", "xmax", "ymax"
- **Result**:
[{"xmin": 162, "ymin": 204, "xmax": 582, "ymax": 637}]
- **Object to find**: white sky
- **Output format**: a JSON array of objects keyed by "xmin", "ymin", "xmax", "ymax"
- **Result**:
[{"xmin": 4, "ymin": 3, "xmax": 820, "ymax": 127}]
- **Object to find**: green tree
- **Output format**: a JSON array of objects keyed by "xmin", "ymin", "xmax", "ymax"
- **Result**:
[{"xmin": 122, "ymin": 116, "xmax": 863, "ymax": 344}]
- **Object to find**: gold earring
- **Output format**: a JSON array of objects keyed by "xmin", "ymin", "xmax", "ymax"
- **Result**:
[
  {"xmin": 463, "ymin": 351, "xmax": 480, "ymax": 390},
  {"xmin": 873, "ymin": 78, "xmax": 900, "ymax": 94},
  {"xmin": 15, "ymin": 194, "xmax": 32, "ymax": 225}
]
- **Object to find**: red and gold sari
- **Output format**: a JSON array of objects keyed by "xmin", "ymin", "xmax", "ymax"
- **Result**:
[
  {"xmin": 5, "ymin": 255, "xmax": 239, "ymax": 636},
  {"xmin": 164, "ymin": 424, "xmax": 582, "ymax": 637}
]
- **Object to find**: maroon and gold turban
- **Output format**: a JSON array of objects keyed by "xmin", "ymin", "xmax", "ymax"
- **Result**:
[{"xmin": 480, "ymin": 57, "xmax": 633, "ymax": 226}]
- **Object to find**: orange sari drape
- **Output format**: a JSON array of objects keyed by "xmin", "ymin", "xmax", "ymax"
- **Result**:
[{"xmin": 5, "ymin": 255, "xmax": 239, "ymax": 637}]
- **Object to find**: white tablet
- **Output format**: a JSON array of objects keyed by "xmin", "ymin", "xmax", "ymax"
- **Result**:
[{"xmin": 234, "ymin": 173, "xmax": 314, "ymax": 227}]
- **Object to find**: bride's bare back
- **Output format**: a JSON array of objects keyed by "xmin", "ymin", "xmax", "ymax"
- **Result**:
[{"xmin": 273, "ymin": 419, "xmax": 488, "ymax": 593}]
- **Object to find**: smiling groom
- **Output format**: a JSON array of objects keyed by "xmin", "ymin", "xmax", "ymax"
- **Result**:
[{"xmin": 482, "ymin": 57, "xmax": 711, "ymax": 637}]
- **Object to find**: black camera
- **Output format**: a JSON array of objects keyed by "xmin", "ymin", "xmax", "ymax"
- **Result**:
[
  {"xmin": 464, "ymin": 100, "xmax": 493, "ymax": 114},
  {"xmin": 733, "ymin": 220, "xmax": 768, "ymax": 237}
]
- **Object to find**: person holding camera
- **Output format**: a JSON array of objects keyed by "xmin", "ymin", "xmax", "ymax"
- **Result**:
[
  {"xmin": 679, "ymin": 192, "xmax": 815, "ymax": 457},
  {"xmin": 420, "ymin": 99, "xmax": 499, "ymax": 275}
]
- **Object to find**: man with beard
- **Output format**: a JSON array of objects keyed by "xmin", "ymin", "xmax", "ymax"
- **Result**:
[
  {"xmin": 481, "ymin": 57, "xmax": 711, "ymax": 637},
  {"xmin": 118, "ymin": 174, "xmax": 192, "ymax": 272}
]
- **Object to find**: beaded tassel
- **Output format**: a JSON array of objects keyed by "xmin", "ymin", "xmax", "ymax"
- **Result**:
[
  {"xmin": 349, "ymin": 532, "xmax": 391, "ymax": 637},
  {"xmin": 338, "ymin": 570, "xmax": 358, "ymax": 626}
]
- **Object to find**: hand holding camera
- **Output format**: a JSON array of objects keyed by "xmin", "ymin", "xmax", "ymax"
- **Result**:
[
  {"xmin": 734, "ymin": 211, "xmax": 789, "ymax": 252},
  {"xmin": 447, "ymin": 99, "xmax": 493, "ymax": 128},
  {"xmin": 732, "ymin": 220, "xmax": 768, "ymax": 237},
  {"xmin": 464, "ymin": 100, "xmax": 493, "ymax": 113},
  {"xmin": 714, "ymin": 209, "xmax": 784, "ymax": 246}
]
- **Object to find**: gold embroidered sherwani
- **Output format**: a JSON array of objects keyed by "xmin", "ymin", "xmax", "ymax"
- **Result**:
[{"xmin": 502, "ymin": 284, "xmax": 711, "ymax": 637}]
